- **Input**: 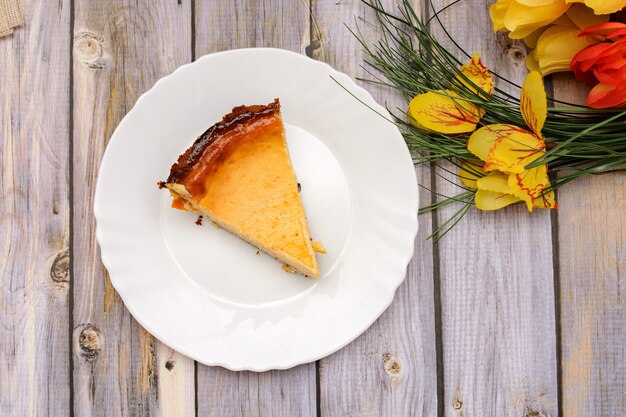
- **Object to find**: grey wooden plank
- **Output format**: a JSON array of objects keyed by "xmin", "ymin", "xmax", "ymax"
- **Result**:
[
  {"xmin": 553, "ymin": 73, "xmax": 626, "ymax": 417},
  {"xmin": 428, "ymin": 1, "xmax": 559, "ymax": 416},
  {"xmin": 0, "ymin": 1, "xmax": 71, "ymax": 416},
  {"xmin": 72, "ymin": 1, "xmax": 195, "ymax": 416},
  {"xmin": 311, "ymin": 1, "xmax": 438, "ymax": 416},
  {"xmin": 193, "ymin": 1, "xmax": 317, "ymax": 416}
]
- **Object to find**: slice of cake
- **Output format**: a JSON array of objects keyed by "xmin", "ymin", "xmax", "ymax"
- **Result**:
[{"xmin": 162, "ymin": 99, "xmax": 322, "ymax": 278}]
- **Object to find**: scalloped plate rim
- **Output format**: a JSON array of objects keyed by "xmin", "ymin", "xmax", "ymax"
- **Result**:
[{"xmin": 94, "ymin": 48, "xmax": 419, "ymax": 371}]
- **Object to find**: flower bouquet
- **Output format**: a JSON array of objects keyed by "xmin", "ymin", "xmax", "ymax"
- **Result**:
[{"xmin": 352, "ymin": 0, "xmax": 626, "ymax": 239}]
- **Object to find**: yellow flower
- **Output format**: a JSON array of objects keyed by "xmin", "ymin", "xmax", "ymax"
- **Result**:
[
  {"xmin": 489, "ymin": 0, "xmax": 572, "ymax": 39},
  {"xmin": 460, "ymin": 161, "xmax": 524, "ymax": 210},
  {"xmin": 490, "ymin": 0, "xmax": 619, "ymax": 76},
  {"xmin": 525, "ymin": 4, "xmax": 609, "ymax": 75},
  {"xmin": 408, "ymin": 53, "xmax": 494, "ymax": 134},
  {"xmin": 463, "ymin": 71, "xmax": 557, "ymax": 211},
  {"xmin": 566, "ymin": 0, "xmax": 626, "ymax": 14},
  {"xmin": 408, "ymin": 91, "xmax": 484, "ymax": 134}
]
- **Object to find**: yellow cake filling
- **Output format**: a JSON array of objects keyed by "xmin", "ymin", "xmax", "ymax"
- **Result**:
[
  {"xmin": 165, "ymin": 100, "xmax": 321, "ymax": 278},
  {"xmin": 196, "ymin": 123, "xmax": 316, "ymax": 271}
]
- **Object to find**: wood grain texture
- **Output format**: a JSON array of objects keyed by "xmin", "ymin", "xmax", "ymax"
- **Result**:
[
  {"xmin": 311, "ymin": 1, "xmax": 438, "ymax": 416},
  {"xmin": 553, "ymin": 73, "xmax": 626, "ymax": 417},
  {"xmin": 193, "ymin": 2, "xmax": 316, "ymax": 416},
  {"xmin": 429, "ymin": 1, "xmax": 559, "ymax": 416},
  {"xmin": 72, "ymin": 1, "xmax": 194, "ymax": 416},
  {"xmin": 3, "ymin": 0, "xmax": 624, "ymax": 415},
  {"xmin": 0, "ymin": 1, "xmax": 71, "ymax": 416},
  {"xmin": 194, "ymin": 0, "xmax": 309, "ymax": 53}
]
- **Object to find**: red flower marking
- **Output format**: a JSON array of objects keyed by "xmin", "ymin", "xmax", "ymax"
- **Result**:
[
  {"xmin": 418, "ymin": 102, "xmax": 480, "ymax": 127},
  {"xmin": 520, "ymin": 92, "xmax": 538, "ymax": 134},
  {"xmin": 513, "ymin": 171, "xmax": 556, "ymax": 209},
  {"xmin": 482, "ymin": 125, "xmax": 545, "ymax": 171}
]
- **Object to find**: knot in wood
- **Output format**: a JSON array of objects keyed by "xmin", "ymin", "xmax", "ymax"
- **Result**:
[
  {"xmin": 74, "ymin": 32, "xmax": 106, "ymax": 69},
  {"xmin": 78, "ymin": 324, "xmax": 103, "ymax": 361},
  {"xmin": 382, "ymin": 354, "xmax": 403, "ymax": 377},
  {"xmin": 50, "ymin": 250, "xmax": 70, "ymax": 283},
  {"xmin": 495, "ymin": 32, "xmax": 527, "ymax": 66},
  {"xmin": 452, "ymin": 400, "xmax": 462, "ymax": 410},
  {"xmin": 508, "ymin": 47, "xmax": 527, "ymax": 66},
  {"xmin": 305, "ymin": 38, "xmax": 322, "ymax": 59},
  {"xmin": 165, "ymin": 359, "xmax": 175, "ymax": 371}
]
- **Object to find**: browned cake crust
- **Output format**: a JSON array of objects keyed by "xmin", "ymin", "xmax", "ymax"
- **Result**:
[
  {"xmin": 167, "ymin": 99, "xmax": 281, "ymax": 187},
  {"xmin": 161, "ymin": 98, "xmax": 321, "ymax": 277}
]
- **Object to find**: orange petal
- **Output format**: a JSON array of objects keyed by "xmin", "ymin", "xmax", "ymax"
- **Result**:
[
  {"xmin": 520, "ymin": 71, "xmax": 547, "ymax": 135},
  {"xmin": 607, "ymin": 28, "xmax": 626, "ymax": 40},
  {"xmin": 476, "ymin": 170, "xmax": 513, "ymax": 194},
  {"xmin": 578, "ymin": 22, "xmax": 626, "ymax": 38},
  {"xmin": 570, "ymin": 42, "xmax": 612, "ymax": 84},
  {"xmin": 467, "ymin": 124, "xmax": 546, "ymax": 173},
  {"xmin": 586, "ymin": 83, "xmax": 626, "ymax": 108},
  {"xmin": 408, "ymin": 90, "xmax": 483, "ymax": 134},
  {"xmin": 458, "ymin": 52, "xmax": 495, "ymax": 95},
  {"xmin": 475, "ymin": 190, "xmax": 521, "ymax": 211},
  {"xmin": 594, "ymin": 62, "xmax": 626, "ymax": 88},
  {"xmin": 458, "ymin": 160, "xmax": 486, "ymax": 189},
  {"xmin": 507, "ymin": 164, "xmax": 557, "ymax": 212}
]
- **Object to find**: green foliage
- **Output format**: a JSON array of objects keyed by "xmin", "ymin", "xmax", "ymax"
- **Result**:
[{"xmin": 352, "ymin": 0, "xmax": 626, "ymax": 240}]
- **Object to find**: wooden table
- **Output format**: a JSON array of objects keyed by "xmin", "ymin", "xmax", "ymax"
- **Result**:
[{"xmin": 1, "ymin": 0, "xmax": 624, "ymax": 416}]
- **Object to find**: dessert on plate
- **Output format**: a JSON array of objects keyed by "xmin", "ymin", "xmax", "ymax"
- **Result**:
[{"xmin": 161, "ymin": 99, "xmax": 324, "ymax": 278}]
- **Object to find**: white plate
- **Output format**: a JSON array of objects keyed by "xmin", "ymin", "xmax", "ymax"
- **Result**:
[{"xmin": 95, "ymin": 48, "xmax": 418, "ymax": 371}]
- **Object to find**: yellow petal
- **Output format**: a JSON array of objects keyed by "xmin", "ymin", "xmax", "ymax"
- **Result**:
[
  {"xmin": 487, "ymin": 132, "xmax": 546, "ymax": 173},
  {"xmin": 566, "ymin": 0, "xmax": 626, "ymax": 15},
  {"xmin": 550, "ymin": 13, "xmax": 577, "ymax": 26},
  {"xmin": 534, "ymin": 25, "xmax": 601, "ymax": 75},
  {"xmin": 507, "ymin": 164, "xmax": 557, "ymax": 211},
  {"xmin": 475, "ymin": 189, "xmax": 521, "ymax": 210},
  {"xmin": 476, "ymin": 171, "xmax": 513, "ymax": 194},
  {"xmin": 458, "ymin": 52, "xmax": 495, "ymax": 95},
  {"xmin": 467, "ymin": 124, "xmax": 546, "ymax": 173},
  {"xmin": 565, "ymin": 3, "xmax": 610, "ymax": 31},
  {"xmin": 458, "ymin": 160, "xmax": 486, "ymax": 189},
  {"xmin": 526, "ymin": 49, "xmax": 541, "ymax": 72},
  {"xmin": 516, "ymin": 0, "xmax": 558, "ymax": 5},
  {"xmin": 408, "ymin": 90, "xmax": 483, "ymax": 134},
  {"xmin": 523, "ymin": 29, "xmax": 545, "ymax": 48},
  {"xmin": 533, "ymin": 188, "xmax": 558, "ymax": 209},
  {"xmin": 520, "ymin": 71, "xmax": 547, "ymax": 135},
  {"xmin": 490, "ymin": 0, "xmax": 514, "ymax": 32},
  {"xmin": 504, "ymin": 0, "xmax": 572, "ymax": 39}
]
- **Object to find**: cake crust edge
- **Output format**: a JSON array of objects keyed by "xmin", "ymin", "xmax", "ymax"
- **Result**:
[{"xmin": 166, "ymin": 98, "xmax": 281, "ymax": 185}]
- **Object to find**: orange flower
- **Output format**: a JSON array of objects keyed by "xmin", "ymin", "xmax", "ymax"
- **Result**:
[{"xmin": 571, "ymin": 22, "xmax": 626, "ymax": 108}]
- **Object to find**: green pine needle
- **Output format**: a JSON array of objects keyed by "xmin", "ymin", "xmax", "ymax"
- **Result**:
[{"xmin": 353, "ymin": 0, "xmax": 626, "ymax": 240}]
